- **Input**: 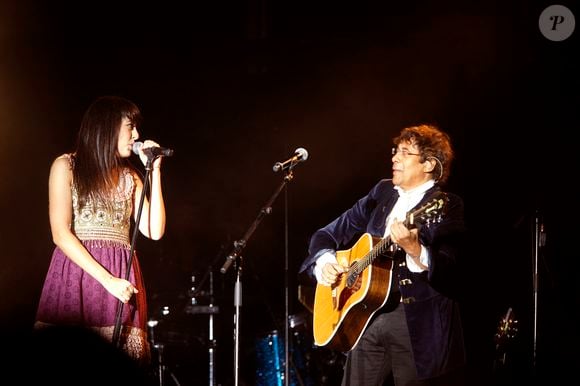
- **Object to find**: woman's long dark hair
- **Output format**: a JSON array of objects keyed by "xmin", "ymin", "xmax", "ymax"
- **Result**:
[{"xmin": 72, "ymin": 96, "xmax": 142, "ymax": 207}]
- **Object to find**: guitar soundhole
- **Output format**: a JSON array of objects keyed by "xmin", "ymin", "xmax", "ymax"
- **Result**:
[
  {"xmin": 337, "ymin": 275, "xmax": 362, "ymax": 308},
  {"xmin": 346, "ymin": 273, "xmax": 358, "ymax": 288},
  {"xmin": 346, "ymin": 273, "xmax": 362, "ymax": 291}
]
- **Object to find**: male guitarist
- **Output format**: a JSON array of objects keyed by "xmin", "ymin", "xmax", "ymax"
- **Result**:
[{"xmin": 299, "ymin": 124, "xmax": 466, "ymax": 386}]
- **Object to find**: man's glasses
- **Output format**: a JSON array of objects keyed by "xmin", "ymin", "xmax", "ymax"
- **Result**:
[{"xmin": 391, "ymin": 147, "xmax": 421, "ymax": 157}]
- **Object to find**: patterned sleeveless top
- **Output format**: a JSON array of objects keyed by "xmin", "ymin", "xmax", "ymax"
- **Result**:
[{"xmin": 68, "ymin": 155, "xmax": 135, "ymax": 247}]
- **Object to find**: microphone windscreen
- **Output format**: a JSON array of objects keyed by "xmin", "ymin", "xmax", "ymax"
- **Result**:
[
  {"xmin": 295, "ymin": 147, "xmax": 309, "ymax": 161},
  {"xmin": 132, "ymin": 141, "xmax": 143, "ymax": 155}
]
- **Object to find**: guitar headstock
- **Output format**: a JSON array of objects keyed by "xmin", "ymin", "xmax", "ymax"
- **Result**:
[{"xmin": 407, "ymin": 191, "xmax": 447, "ymax": 227}]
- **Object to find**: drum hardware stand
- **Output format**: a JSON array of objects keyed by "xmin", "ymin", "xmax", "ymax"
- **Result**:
[
  {"xmin": 208, "ymin": 271, "xmax": 216, "ymax": 386},
  {"xmin": 147, "ymin": 316, "xmax": 182, "ymax": 386},
  {"xmin": 220, "ymin": 163, "xmax": 300, "ymax": 386},
  {"xmin": 186, "ymin": 267, "xmax": 220, "ymax": 386}
]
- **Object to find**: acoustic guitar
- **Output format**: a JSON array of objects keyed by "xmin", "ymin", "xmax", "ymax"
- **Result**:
[{"xmin": 312, "ymin": 192, "xmax": 447, "ymax": 352}]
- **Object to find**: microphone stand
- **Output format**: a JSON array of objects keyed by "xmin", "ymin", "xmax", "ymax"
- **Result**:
[
  {"xmin": 220, "ymin": 167, "xmax": 297, "ymax": 386},
  {"xmin": 532, "ymin": 209, "xmax": 546, "ymax": 374},
  {"xmin": 112, "ymin": 156, "xmax": 155, "ymax": 349},
  {"xmin": 282, "ymin": 183, "xmax": 294, "ymax": 386}
]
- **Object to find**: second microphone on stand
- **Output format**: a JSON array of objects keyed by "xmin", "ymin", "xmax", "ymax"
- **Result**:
[{"xmin": 272, "ymin": 147, "xmax": 309, "ymax": 172}]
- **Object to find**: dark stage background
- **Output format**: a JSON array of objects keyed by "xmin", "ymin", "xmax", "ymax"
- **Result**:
[{"xmin": 1, "ymin": 1, "xmax": 578, "ymax": 385}]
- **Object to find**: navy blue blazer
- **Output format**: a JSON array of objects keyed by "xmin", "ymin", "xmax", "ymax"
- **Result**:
[{"xmin": 299, "ymin": 179, "xmax": 466, "ymax": 379}]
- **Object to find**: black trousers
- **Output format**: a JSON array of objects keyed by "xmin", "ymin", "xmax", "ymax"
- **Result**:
[
  {"xmin": 341, "ymin": 302, "xmax": 466, "ymax": 386},
  {"xmin": 341, "ymin": 302, "xmax": 427, "ymax": 386}
]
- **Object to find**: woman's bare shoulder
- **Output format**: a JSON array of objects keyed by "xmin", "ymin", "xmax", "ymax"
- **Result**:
[{"xmin": 51, "ymin": 153, "xmax": 73, "ymax": 172}]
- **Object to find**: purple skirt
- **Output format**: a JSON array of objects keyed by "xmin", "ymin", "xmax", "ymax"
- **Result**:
[{"xmin": 35, "ymin": 240, "xmax": 149, "ymax": 361}]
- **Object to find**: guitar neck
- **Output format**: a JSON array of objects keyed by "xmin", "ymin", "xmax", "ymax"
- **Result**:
[
  {"xmin": 351, "ymin": 235, "xmax": 392, "ymax": 276},
  {"xmin": 349, "ymin": 193, "xmax": 446, "ymax": 279}
]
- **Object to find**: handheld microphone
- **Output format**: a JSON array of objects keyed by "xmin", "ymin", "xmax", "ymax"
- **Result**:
[
  {"xmin": 132, "ymin": 141, "xmax": 174, "ymax": 158},
  {"xmin": 272, "ymin": 147, "xmax": 309, "ymax": 172}
]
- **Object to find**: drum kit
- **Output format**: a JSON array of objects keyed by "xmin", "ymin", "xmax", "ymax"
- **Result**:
[
  {"xmin": 147, "ymin": 271, "xmax": 219, "ymax": 386},
  {"xmin": 147, "ymin": 273, "xmax": 345, "ymax": 386},
  {"xmin": 254, "ymin": 313, "xmax": 347, "ymax": 386}
]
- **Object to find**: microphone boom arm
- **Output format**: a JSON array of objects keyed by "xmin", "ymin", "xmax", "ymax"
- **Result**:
[{"xmin": 220, "ymin": 199, "xmax": 277, "ymax": 274}]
